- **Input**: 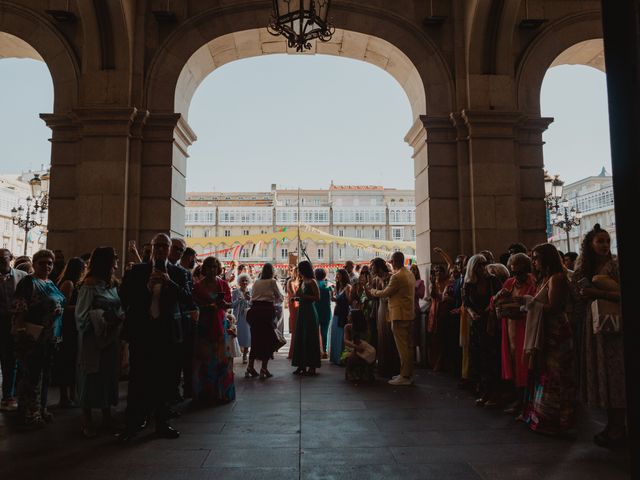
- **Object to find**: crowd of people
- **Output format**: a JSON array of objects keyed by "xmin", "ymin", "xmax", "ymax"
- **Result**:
[{"xmin": 0, "ymin": 222, "xmax": 626, "ymax": 449}]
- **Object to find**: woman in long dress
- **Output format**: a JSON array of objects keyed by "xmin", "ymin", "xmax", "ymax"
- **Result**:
[
  {"xmin": 246, "ymin": 263, "xmax": 283, "ymax": 379},
  {"xmin": 572, "ymin": 224, "xmax": 626, "ymax": 447},
  {"xmin": 522, "ymin": 243, "xmax": 574, "ymax": 435},
  {"xmin": 463, "ymin": 254, "xmax": 503, "ymax": 406},
  {"xmin": 291, "ymin": 261, "xmax": 322, "ymax": 376},
  {"xmin": 329, "ymin": 269, "xmax": 351, "ymax": 365},
  {"xmin": 75, "ymin": 247, "xmax": 123, "ymax": 437},
  {"xmin": 314, "ymin": 268, "xmax": 332, "ymax": 359},
  {"xmin": 231, "ymin": 273, "xmax": 252, "ymax": 364},
  {"xmin": 370, "ymin": 258, "xmax": 399, "ymax": 378},
  {"xmin": 192, "ymin": 257, "xmax": 235, "ymax": 404},
  {"xmin": 286, "ymin": 267, "xmax": 300, "ymax": 359}
]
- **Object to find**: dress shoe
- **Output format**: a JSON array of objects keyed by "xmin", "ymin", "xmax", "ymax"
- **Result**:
[
  {"xmin": 388, "ymin": 376, "xmax": 413, "ymax": 386},
  {"xmin": 156, "ymin": 423, "xmax": 180, "ymax": 439}
]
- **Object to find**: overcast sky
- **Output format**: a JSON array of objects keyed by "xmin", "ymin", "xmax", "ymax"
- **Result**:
[{"xmin": 0, "ymin": 57, "xmax": 610, "ymax": 191}]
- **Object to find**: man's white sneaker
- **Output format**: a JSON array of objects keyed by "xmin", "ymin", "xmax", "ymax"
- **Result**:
[
  {"xmin": 391, "ymin": 374, "xmax": 402, "ymax": 380},
  {"xmin": 388, "ymin": 376, "xmax": 413, "ymax": 386}
]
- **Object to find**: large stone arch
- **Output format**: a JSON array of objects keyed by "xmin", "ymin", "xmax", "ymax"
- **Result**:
[
  {"xmin": 516, "ymin": 10, "xmax": 603, "ymax": 115},
  {"xmin": 139, "ymin": 2, "xmax": 455, "ymax": 268},
  {"xmin": 144, "ymin": 2, "xmax": 453, "ymax": 117},
  {"xmin": 0, "ymin": 2, "xmax": 79, "ymax": 112}
]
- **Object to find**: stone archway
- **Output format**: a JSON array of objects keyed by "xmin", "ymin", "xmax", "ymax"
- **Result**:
[
  {"xmin": 0, "ymin": 3, "xmax": 80, "ymax": 253},
  {"xmin": 141, "ymin": 3, "xmax": 455, "ymax": 269}
]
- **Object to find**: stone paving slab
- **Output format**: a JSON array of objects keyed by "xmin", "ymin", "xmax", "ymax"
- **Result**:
[{"xmin": 0, "ymin": 350, "xmax": 631, "ymax": 480}]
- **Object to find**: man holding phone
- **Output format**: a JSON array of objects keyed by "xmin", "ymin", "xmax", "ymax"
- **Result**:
[{"xmin": 119, "ymin": 233, "xmax": 191, "ymax": 442}]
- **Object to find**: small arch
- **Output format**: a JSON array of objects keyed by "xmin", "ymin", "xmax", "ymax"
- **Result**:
[
  {"xmin": 0, "ymin": 3, "xmax": 79, "ymax": 112},
  {"xmin": 516, "ymin": 11, "xmax": 602, "ymax": 115}
]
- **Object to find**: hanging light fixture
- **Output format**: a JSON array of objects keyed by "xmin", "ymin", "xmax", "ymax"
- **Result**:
[{"xmin": 268, "ymin": 0, "xmax": 335, "ymax": 52}]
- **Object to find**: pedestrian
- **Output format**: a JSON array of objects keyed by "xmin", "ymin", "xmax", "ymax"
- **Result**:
[
  {"xmin": 367, "ymin": 252, "xmax": 416, "ymax": 385},
  {"xmin": 75, "ymin": 247, "xmax": 123, "ymax": 437},
  {"xmin": 314, "ymin": 268, "xmax": 332, "ymax": 359},
  {"xmin": 291, "ymin": 261, "xmax": 321, "ymax": 376},
  {"xmin": 13, "ymin": 249, "xmax": 66, "ymax": 427},
  {"xmin": 118, "ymin": 233, "xmax": 190, "ymax": 441},
  {"xmin": 0, "ymin": 249, "xmax": 27, "ymax": 412},
  {"xmin": 246, "ymin": 263, "xmax": 283, "ymax": 379},
  {"xmin": 232, "ymin": 273, "xmax": 252, "ymax": 363},
  {"xmin": 329, "ymin": 269, "xmax": 351, "ymax": 365}
]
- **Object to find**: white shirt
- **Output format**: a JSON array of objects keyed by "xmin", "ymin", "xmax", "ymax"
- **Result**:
[{"xmin": 250, "ymin": 278, "xmax": 284, "ymax": 303}]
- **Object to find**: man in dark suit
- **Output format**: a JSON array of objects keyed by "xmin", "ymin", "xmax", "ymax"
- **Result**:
[{"xmin": 118, "ymin": 233, "xmax": 190, "ymax": 441}]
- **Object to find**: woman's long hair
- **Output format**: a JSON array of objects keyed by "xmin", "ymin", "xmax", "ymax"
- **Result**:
[
  {"xmin": 575, "ymin": 223, "xmax": 612, "ymax": 279},
  {"xmin": 532, "ymin": 243, "xmax": 565, "ymax": 281},
  {"xmin": 57, "ymin": 257, "xmax": 86, "ymax": 286},
  {"xmin": 84, "ymin": 247, "xmax": 118, "ymax": 287},
  {"xmin": 260, "ymin": 263, "xmax": 274, "ymax": 280},
  {"xmin": 298, "ymin": 260, "xmax": 314, "ymax": 280},
  {"xmin": 464, "ymin": 254, "xmax": 487, "ymax": 284},
  {"xmin": 335, "ymin": 268, "xmax": 350, "ymax": 291},
  {"xmin": 370, "ymin": 257, "xmax": 390, "ymax": 276}
]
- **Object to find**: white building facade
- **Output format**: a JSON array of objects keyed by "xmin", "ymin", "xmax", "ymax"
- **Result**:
[
  {"xmin": 186, "ymin": 184, "xmax": 416, "ymax": 264},
  {"xmin": 549, "ymin": 168, "xmax": 617, "ymax": 254},
  {"xmin": 0, "ymin": 171, "xmax": 49, "ymax": 256}
]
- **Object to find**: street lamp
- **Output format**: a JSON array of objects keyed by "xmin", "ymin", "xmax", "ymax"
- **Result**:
[
  {"xmin": 11, "ymin": 171, "xmax": 50, "ymax": 255},
  {"xmin": 267, "ymin": 0, "xmax": 335, "ymax": 52},
  {"xmin": 544, "ymin": 172, "xmax": 581, "ymax": 252}
]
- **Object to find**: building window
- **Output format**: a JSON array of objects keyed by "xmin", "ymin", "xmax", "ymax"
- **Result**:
[
  {"xmin": 392, "ymin": 227, "xmax": 404, "ymax": 241},
  {"xmin": 242, "ymin": 229, "xmax": 249, "ymax": 236},
  {"xmin": 317, "ymin": 248, "xmax": 324, "ymax": 259},
  {"xmin": 356, "ymin": 248, "xmax": 361, "ymax": 258},
  {"xmin": 338, "ymin": 229, "xmax": 344, "ymax": 237},
  {"xmin": 356, "ymin": 230, "xmax": 363, "ymax": 238},
  {"xmin": 241, "ymin": 248, "xmax": 250, "ymax": 258},
  {"xmin": 203, "ymin": 229, "xmax": 209, "ymax": 238},
  {"xmin": 186, "ymin": 228, "xmax": 192, "ymax": 238},
  {"xmin": 224, "ymin": 230, "xmax": 231, "ymax": 237},
  {"xmin": 338, "ymin": 248, "xmax": 343, "ymax": 259},
  {"xmin": 374, "ymin": 229, "xmax": 380, "ymax": 239},
  {"xmin": 281, "ymin": 248, "xmax": 288, "ymax": 258}
]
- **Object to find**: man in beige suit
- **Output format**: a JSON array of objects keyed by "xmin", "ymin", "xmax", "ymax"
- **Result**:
[{"xmin": 367, "ymin": 251, "xmax": 416, "ymax": 385}]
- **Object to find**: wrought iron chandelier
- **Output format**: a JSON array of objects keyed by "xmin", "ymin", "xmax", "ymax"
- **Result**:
[{"xmin": 268, "ymin": 0, "xmax": 335, "ymax": 52}]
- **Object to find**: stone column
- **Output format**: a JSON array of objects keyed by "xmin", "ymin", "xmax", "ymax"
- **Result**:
[
  {"xmin": 43, "ymin": 108, "xmax": 137, "ymax": 259},
  {"xmin": 405, "ymin": 115, "xmax": 460, "ymax": 269},
  {"xmin": 140, "ymin": 114, "xmax": 196, "ymax": 243},
  {"xmin": 515, "ymin": 116, "xmax": 554, "ymax": 250},
  {"xmin": 461, "ymin": 110, "xmax": 523, "ymax": 256}
]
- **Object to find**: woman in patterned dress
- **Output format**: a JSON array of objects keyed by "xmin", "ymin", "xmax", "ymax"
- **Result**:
[
  {"xmin": 192, "ymin": 256, "xmax": 235, "ymax": 403},
  {"xmin": 522, "ymin": 243, "xmax": 574, "ymax": 435},
  {"xmin": 572, "ymin": 224, "xmax": 626, "ymax": 448}
]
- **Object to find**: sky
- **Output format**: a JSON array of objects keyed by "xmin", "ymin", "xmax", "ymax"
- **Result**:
[{"xmin": 0, "ymin": 57, "xmax": 611, "ymax": 190}]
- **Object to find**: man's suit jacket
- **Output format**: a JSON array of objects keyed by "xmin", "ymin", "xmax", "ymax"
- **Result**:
[
  {"xmin": 120, "ymin": 262, "xmax": 190, "ymax": 346},
  {"xmin": 370, "ymin": 266, "xmax": 416, "ymax": 321},
  {"xmin": 11, "ymin": 268, "xmax": 28, "ymax": 290}
]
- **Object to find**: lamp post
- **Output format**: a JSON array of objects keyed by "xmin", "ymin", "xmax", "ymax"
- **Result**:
[
  {"xmin": 544, "ymin": 172, "xmax": 582, "ymax": 252},
  {"xmin": 267, "ymin": 0, "xmax": 335, "ymax": 52},
  {"xmin": 11, "ymin": 171, "xmax": 49, "ymax": 255}
]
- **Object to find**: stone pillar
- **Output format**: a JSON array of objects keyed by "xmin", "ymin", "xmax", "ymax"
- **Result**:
[
  {"xmin": 516, "ymin": 116, "xmax": 554, "ymax": 250},
  {"xmin": 461, "ymin": 110, "xmax": 523, "ymax": 256},
  {"xmin": 140, "ymin": 114, "xmax": 196, "ymax": 243},
  {"xmin": 43, "ymin": 108, "xmax": 137, "ymax": 259},
  {"xmin": 405, "ymin": 115, "xmax": 460, "ymax": 269}
]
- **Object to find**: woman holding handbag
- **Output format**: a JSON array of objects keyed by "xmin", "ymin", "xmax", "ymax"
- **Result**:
[
  {"xmin": 75, "ymin": 247, "xmax": 123, "ymax": 437},
  {"xmin": 247, "ymin": 263, "xmax": 283, "ymax": 379},
  {"xmin": 12, "ymin": 249, "xmax": 66, "ymax": 428},
  {"xmin": 521, "ymin": 243, "xmax": 574, "ymax": 436},
  {"xmin": 572, "ymin": 224, "xmax": 625, "ymax": 448}
]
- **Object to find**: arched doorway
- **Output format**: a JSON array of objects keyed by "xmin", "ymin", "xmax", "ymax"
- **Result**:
[
  {"xmin": 142, "ymin": 4, "xmax": 455, "ymax": 270},
  {"xmin": 0, "ymin": 4, "xmax": 79, "ymax": 255}
]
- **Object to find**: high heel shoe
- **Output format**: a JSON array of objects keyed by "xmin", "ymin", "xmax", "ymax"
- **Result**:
[
  {"xmin": 293, "ymin": 368, "xmax": 305, "ymax": 375},
  {"xmin": 259, "ymin": 368, "xmax": 273, "ymax": 379},
  {"xmin": 244, "ymin": 367, "xmax": 259, "ymax": 378}
]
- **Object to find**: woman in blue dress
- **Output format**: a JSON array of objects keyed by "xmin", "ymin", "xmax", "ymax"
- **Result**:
[
  {"xmin": 330, "ymin": 269, "xmax": 351, "ymax": 366},
  {"xmin": 314, "ymin": 268, "xmax": 332, "ymax": 359},
  {"xmin": 13, "ymin": 249, "xmax": 66, "ymax": 427},
  {"xmin": 231, "ymin": 273, "xmax": 252, "ymax": 364},
  {"xmin": 75, "ymin": 247, "xmax": 123, "ymax": 437}
]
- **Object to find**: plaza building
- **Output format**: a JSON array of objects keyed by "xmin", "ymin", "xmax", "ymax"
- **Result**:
[
  {"xmin": 185, "ymin": 184, "xmax": 416, "ymax": 265},
  {"xmin": 0, "ymin": 170, "xmax": 48, "ymax": 256},
  {"xmin": 549, "ymin": 168, "xmax": 616, "ymax": 254}
]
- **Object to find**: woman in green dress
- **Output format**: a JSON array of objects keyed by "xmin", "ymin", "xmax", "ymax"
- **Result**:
[
  {"xmin": 292, "ymin": 261, "xmax": 321, "ymax": 376},
  {"xmin": 75, "ymin": 247, "xmax": 124, "ymax": 437}
]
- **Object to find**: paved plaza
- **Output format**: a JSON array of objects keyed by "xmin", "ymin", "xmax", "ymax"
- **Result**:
[{"xmin": 0, "ymin": 348, "xmax": 629, "ymax": 480}]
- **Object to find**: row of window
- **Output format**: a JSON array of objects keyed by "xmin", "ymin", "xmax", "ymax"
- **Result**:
[
  {"xmin": 187, "ymin": 226, "xmax": 415, "ymax": 240},
  {"xmin": 571, "ymin": 187, "xmax": 614, "ymax": 213}
]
